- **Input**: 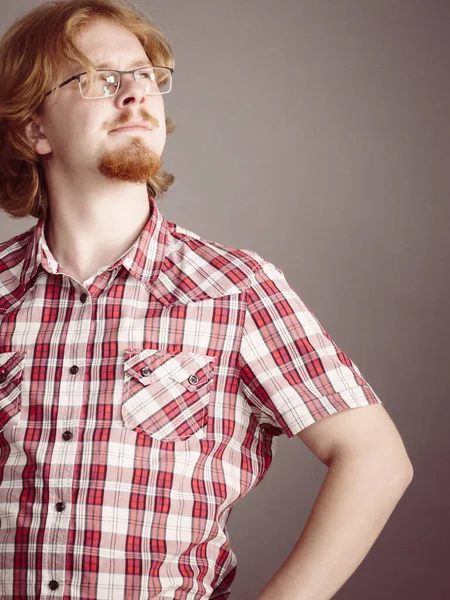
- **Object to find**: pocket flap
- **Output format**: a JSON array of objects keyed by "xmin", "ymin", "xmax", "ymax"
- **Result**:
[
  {"xmin": 0, "ymin": 351, "xmax": 27, "ymax": 433},
  {"xmin": 0, "ymin": 351, "xmax": 27, "ymax": 390},
  {"xmin": 126, "ymin": 351, "xmax": 216, "ymax": 390}
]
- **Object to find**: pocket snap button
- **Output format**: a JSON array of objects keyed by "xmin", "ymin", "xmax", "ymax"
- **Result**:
[
  {"xmin": 188, "ymin": 374, "xmax": 198, "ymax": 385},
  {"xmin": 141, "ymin": 367, "xmax": 151, "ymax": 377}
]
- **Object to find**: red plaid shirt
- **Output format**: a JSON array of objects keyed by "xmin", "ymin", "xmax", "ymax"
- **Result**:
[{"xmin": 0, "ymin": 194, "xmax": 382, "ymax": 599}]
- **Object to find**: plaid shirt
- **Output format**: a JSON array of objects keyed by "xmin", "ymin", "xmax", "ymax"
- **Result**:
[{"xmin": 0, "ymin": 194, "xmax": 382, "ymax": 599}]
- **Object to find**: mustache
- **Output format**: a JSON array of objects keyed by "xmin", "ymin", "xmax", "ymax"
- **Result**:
[{"xmin": 110, "ymin": 111, "xmax": 159, "ymax": 131}]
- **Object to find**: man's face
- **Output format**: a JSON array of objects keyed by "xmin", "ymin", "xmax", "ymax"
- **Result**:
[{"xmin": 31, "ymin": 18, "xmax": 167, "ymax": 185}]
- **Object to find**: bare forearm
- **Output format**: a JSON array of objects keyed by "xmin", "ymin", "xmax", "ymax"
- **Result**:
[{"xmin": 255, "ymin": 454, "xmax": 412, "ymax": 600}]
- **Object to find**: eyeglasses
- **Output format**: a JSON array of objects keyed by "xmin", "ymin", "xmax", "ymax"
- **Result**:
[{"xmin": 43, "ymin": 66, "xmax": 174, "ymax": 99}]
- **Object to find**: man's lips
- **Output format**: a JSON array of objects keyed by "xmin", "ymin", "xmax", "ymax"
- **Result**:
[{"xmin": 110, "ymin": 125, "xmax": 152, "ymax": 132}]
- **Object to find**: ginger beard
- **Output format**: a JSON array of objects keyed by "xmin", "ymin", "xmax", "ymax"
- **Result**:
[{"xmin": 97, "ymin": 134, "xmax": 161, "ymax": 183}]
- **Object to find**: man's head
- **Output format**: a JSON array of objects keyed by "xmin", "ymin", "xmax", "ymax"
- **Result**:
[
  {"xmin": 0, "ymin": 0, "xmax": 176, "ymax": 221},
  {"xmin": 27, "ymin": 18, "xmax": 168, "ymax": 192}
]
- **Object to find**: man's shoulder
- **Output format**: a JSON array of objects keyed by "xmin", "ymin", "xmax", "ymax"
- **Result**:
[
  {"xmin": 164, "ymin": 221, "xmax": 271, "ymax": 299},
  {"xmin": 0, "ymin": 226, "xmax": 34, "ymax": 312},
  {"xmin": 0, "ymin": 226, "xmax": 34, "ymax": 270},
  {"xmin": 168, "ymin": 220, "xmax": 267, "ymax": 273}
]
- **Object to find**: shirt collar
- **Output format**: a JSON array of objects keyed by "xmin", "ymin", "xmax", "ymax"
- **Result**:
[{"xmin": 21, "ymin": 192, "xmax": 169, "ymax": 289}]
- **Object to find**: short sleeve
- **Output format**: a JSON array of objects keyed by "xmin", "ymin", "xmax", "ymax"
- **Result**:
[{"xmin": 238, "ymin": 258, "xmax": 383, "ymax": 438}]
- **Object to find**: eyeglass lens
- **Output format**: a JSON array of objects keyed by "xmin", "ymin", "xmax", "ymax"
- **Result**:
[{"xmin": 79, "ymin": 67, "xmax": 171, "ymax": 98}]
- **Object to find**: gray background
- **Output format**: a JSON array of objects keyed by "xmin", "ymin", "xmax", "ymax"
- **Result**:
[{"xmin": 1, "ymin": 1, "xmax": 449, "ymax": 598}]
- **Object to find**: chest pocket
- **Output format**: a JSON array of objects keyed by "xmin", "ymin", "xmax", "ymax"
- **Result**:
[
  {"xmin": 0, "ymin": 351, "xmax": 27, "ymax": 433},
  {"xmin": 122, "ymin": 350, "xmax": 217, "ymax": 442}
]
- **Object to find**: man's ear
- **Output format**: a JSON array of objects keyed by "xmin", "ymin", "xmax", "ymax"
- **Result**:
[{"xmin": 23, "ymin": 117, "xmax": 51, "ymax": 155}]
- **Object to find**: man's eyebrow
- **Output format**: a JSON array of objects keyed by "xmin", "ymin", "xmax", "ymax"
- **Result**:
[{"xmin": 93, "ymin": 59, "xmax": 153, "ymax": 69}]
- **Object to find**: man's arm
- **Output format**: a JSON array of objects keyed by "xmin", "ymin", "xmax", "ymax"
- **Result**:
[{"xmin": 255, "ymin": 404, "xmax": 414, "ymax": 600}]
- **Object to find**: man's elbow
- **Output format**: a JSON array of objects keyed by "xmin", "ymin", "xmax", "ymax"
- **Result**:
[
  {"xmin": 398, "ymin": 460, "xmax": 414, "ymax": 486},
  {"xmin": 385, "ymin": 449, "xmax": 414, "ymax": 487},
  {"xmin": 374, "ymin": 455, "xmax": 414, "ymax": 490}
]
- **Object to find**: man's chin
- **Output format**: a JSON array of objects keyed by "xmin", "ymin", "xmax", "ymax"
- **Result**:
[{"xmin": 97, "ymin": 142, "xmax": 162, "ymax": 183}]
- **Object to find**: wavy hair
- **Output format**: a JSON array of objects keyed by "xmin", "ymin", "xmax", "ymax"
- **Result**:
[{"xmin": 0, "ymin": 0, "xmax": 176, "ymax": 221}]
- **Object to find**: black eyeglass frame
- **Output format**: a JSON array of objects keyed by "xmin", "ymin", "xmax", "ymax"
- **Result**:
[{"xmin": 43, "ymin": 66, "xmax": 174, "ymax": 98}]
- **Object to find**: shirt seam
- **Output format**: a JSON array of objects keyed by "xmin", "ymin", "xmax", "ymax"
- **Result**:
[{"xmin": 234, "ymin": 262, "xmax": 264, "ymax": 378}]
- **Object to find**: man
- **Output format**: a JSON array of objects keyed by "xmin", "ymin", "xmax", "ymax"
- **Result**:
[{"xmin": 0, "ymin": 2, "xmax": 413, "ymax": 599}]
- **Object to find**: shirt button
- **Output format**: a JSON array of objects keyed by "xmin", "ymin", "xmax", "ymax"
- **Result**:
[
  {"xmin": 188, "ymin": 374, "xmax": 198, "ymax": 385},
  {"xmin": 80, "ymin": 293, "xmax": 88, "ymax": 303},
  {"xmin": 48, "ymin": 580, "xmax": 59, "ymax": 590},
  {"xmin": 62, "ymin": 431, "xmax": 72, "ymax": 441},
  {"xmin": 55, "ymin": 502, "xmax": 65, "ymax": 512},
  {"xmin": 141, "ymin": 367, "xmax": 151, "ymax": 377},
  {"xmin": 70, "ymin": 365, "xmax": 79, "ymax": 375},
  {"xmin": 0, "ymin": 372, "xmax": 7, "ymax": 383}
]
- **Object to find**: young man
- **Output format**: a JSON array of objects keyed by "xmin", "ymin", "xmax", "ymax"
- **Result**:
[{"xmin": 0, "ymin": 2, "xmax": 413, "ymax": 599}]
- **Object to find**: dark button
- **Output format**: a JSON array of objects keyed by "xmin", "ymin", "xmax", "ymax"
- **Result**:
[
  {"xmin": 0, "ymin": 372, "xmax": 7, "ymax": 383},
  {"xmin": 80, "ymin": 293, "xmax": 88, "ymax": 303},
  {"xmin": 62, "ymin": 431, "xmax": 72, "ymax": 441},
  {"xmin": 48, "ymin": 580, "xmax": 59, "ymax": 590},
  {"xmin": 141, "ymin": 367, "xmax": 151, "ymax": 377},
  {"xmin": 188, "ymin": 374, "xmax": 198, "ymax": 385},
  {"xmin": 55, "ymin": 502, "xmax": 65, "ymax": 512},
  {"xmin": 70, "ymin": 365, "xmax": 79, "ymax": 375}
]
